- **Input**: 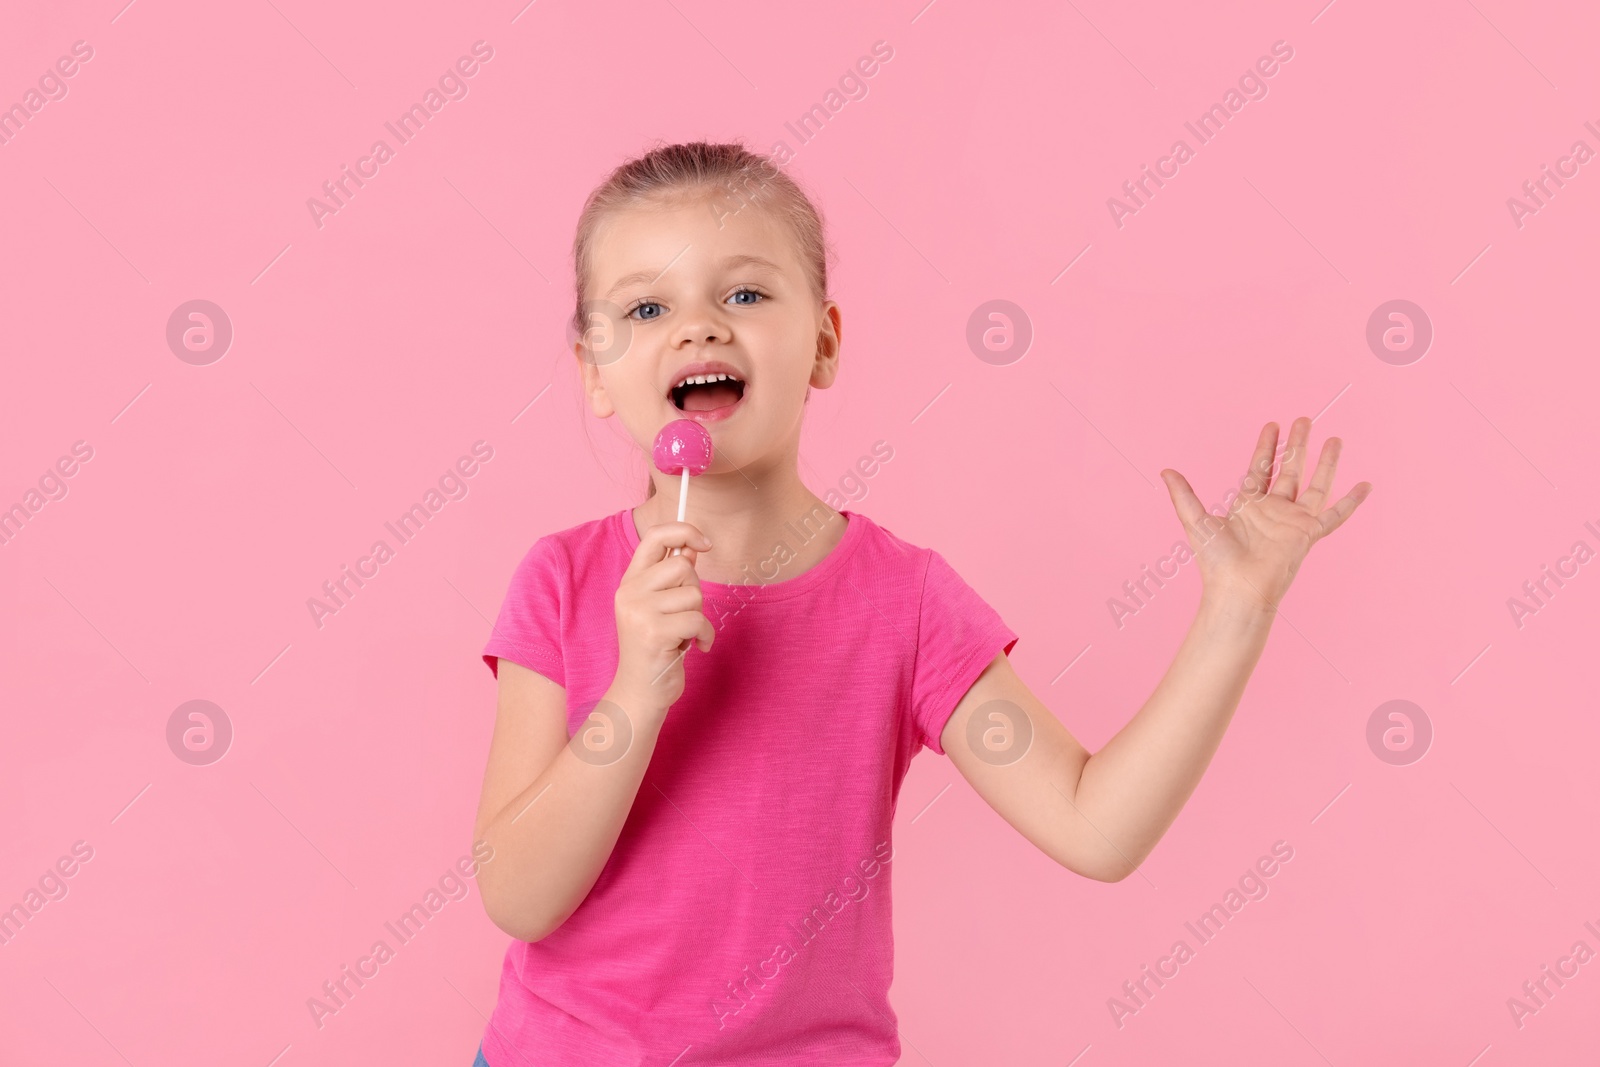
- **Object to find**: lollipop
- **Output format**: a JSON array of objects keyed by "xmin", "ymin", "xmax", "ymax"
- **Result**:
[{"xmin": 652, "ymin": 419, "xmax": 713, "ymax": 556}]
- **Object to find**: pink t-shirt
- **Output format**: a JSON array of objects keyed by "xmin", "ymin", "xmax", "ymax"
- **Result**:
[{"xmin": 479, "ymin": 506, "xmax": 1018, "ymax": 1066}]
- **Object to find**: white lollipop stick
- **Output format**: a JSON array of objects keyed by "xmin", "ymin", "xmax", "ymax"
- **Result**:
[{"xmin": 670, "ymin": 468, "xmax": 689, "ymax": 557}]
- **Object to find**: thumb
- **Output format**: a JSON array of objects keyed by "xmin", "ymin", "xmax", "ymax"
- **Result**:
[{"xmin": 1160, "ymin": 468, "xmax": 1208, "ymax": 535}]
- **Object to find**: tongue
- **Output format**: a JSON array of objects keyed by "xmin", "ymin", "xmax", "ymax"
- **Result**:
[{"xmin": 681, "ymin": 383, "xmax": 741, "ymax": 411}]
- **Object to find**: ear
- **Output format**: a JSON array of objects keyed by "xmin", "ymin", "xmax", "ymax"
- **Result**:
[
  {"xmin": 809, "ymin": 300, "xmax": 843, "ymax": 389},
  {"xmin": 575, "ymin": 341, "xmax": 616, "ymax": 418}
]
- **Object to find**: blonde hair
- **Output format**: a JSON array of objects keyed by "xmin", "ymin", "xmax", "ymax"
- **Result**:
[{"xmin": 571, "ymin": 141, "xmax": 832, "ymax": 499}]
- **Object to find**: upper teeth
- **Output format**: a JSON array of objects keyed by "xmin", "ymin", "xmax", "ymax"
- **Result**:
[{"xmin": 678, "ymin": 373, "xmax": 736, "ymax": 386}]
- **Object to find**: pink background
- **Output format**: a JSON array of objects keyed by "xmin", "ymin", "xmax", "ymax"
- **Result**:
[{"xmin": 3, "ymin": 0, "xmax": 1598, "ymax": 1063}]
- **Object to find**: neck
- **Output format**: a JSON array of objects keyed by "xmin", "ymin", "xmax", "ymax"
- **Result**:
[{"xmin": 632, "ymin": 458, "xmax": 845, "ymax": 586}]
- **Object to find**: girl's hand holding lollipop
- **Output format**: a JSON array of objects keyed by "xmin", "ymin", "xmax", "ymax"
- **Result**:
[{"xmin": 611, "ymin": 519, "xmax": 714, "ymax": 715}]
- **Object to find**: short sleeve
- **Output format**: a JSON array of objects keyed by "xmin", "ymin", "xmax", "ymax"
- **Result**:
[
  {"xmin": 910, "ymin": 549, "xmax": 1019, "ymax": 755},
  {"xmin": 482, "ymin": 536, "xmax": 568, "ymax": 687}
]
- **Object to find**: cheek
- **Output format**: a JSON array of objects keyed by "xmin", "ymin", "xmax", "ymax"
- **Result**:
[
  {"xmin": 752, "ymin": 318, "xmax": 821, "ymax": 398},
  {"xmin": 752, "ymin": 366, "xmax": 812, "ymax": 415},
  {"xmin": 600, "ymin": 364, "xmax": 657, "ymax": 410}
]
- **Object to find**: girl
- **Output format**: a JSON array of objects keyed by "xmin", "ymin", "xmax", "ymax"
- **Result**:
[{"xmin": 469, "ymin": 141, "xmax": 1370, "ymax": 1066}]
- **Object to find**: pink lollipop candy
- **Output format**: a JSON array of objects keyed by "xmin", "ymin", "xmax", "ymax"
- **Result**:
[
  {"xmin": 652, "ymin": 418, "xmax": 713, "ymax": 478},
  {"xmin": 652, "ymin": 419, "xmax": 714, "ymax": 556}
]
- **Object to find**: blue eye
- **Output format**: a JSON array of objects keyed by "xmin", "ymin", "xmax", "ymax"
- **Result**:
[
  {"xmin": 629, "ymin": 302, "xmax": 663, "ymax": 321},
  {"xmin": 729, "ymin": 288, "xmax": 764, "ymax": 306}
]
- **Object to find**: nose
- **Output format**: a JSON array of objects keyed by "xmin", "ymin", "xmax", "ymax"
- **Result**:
[{"xmin": 671, "ymin": 295, "xmax": 731, "ymax": 348}]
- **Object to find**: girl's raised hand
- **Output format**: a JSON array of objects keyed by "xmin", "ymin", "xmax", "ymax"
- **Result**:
[
  {"xmin": 611, "ymin": 520, "xmax": 716, "ymax": 715},
  {"xmin": 1158, "ymin": 417, "xmax": 1372, "ymax": 613}
]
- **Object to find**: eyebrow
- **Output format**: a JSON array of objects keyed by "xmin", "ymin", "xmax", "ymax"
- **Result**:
[{"xmin": 604, "ymin": 253, "xmax": 786, "ymax": 298}]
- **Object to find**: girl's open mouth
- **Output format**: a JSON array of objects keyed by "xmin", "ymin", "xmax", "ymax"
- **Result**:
[{"xmin": 668, "ymin": 370, "xmax": 746, "ymax": 422}]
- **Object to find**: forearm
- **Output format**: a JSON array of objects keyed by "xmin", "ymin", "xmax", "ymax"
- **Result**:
[
  {"xmin": 1071, "ymin": 589, "xmax": 1276, "ymax": 879},
  {"xmin": 475, "ymin": 690, "xmax": 668, "ymax": 941}
]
